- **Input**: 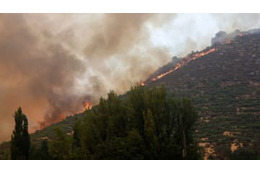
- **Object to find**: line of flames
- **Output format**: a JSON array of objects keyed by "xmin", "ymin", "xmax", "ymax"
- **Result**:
[
  {"xmin": 39, "ymin": 101, "xmax": 92, "ymax": 129},
  {"xmin": 84, "ymin": 101, "xmax": 92, "ymax": 110},
  {"xmin": 39, "ymin": 48, "xmax": 217, "ymax": 130},
  {"xmin": 141, "ymin": 47, "xmax": 218, "ymax": 86},
  {"xmin": 75, "ymin": 101, "xmax": 92, "ymax": 114}
]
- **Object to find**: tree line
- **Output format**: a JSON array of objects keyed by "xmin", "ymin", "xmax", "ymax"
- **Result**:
[{"xmin": 10, "ymin": 86, "xmax": 201, "ymax": 159}]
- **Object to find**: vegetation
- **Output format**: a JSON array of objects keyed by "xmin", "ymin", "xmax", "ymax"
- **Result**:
[
  {"xmin": 49, "ymin": 128, "xmax": 72, "ymax": 159},
  {"xmin": 230, "ymin": 148, "xmax": 258, "ymax": 160},
  {"xmin": 2, "ymin": 32, "xmax": 259, "ymax": 160},
  {"xmin": 67, "ymin": 86, "xmax": 199, "ymax": 159},
  {"xmin": 145, "ymin": 33, "xmax": 260, "ymax": 159},
  {"xmin": 10, "ymin": 107, "xmax": 30, "ymax": 160},
  {"xmin": 29, "ymin": 140, "xmax": 51, "ymax": 160},
  {"xmin": 7, "ymin": 86, "xmax": 201, "ymax": 160}
]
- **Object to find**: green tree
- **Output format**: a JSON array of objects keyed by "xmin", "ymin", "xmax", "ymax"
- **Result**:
[
  {"xmin": 143, "ymin": 109, "xmax": 158, "ymax": 158},
  {"xmin": 231, "ymin": 148, "xmax": 257, "ymax": 160},
  {"xmin": 29, "ymin": 140, "xmax": 51, "ymax": 160},
  {"xmin": 40, "ymin": 140, "xmax": 50, "ymax": 159},
  {"xmin": 71, "ymin": 85, "xmax": 200, "ymax": 160},
  {"xmin": 174, "ymin": 99, "xmax": 198, "ymax": 159},
  {"xmin": 49, "ymin": 128, "xmax": 72, "ymax": 159},
  {"xmin": 10, "ymin": 107, "xmax": 30, "ymax": 160}
]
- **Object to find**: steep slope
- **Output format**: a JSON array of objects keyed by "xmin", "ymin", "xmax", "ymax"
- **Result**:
[
  {"xmin": 144, "ymin": 29, "xmax": 260, "ymax": 159},
  {"xmin": 1, "ymin": 29, "xmax": 259, "ymax": 159}
]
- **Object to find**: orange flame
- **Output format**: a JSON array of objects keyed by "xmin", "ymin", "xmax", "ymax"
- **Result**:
[
  {"xmin": 37, "ymin": 102, "xmax": 93, "ymax": 130},
  {"xmin": 84, "ymin": 101, "xmax": 92, "ymax": 110},
  {"xmin": 151, "ymin": 48, "xmax": 217, "ymax": 82},
  {"xmin": 38, "ymin": 112, "xmax": 66, "ymax": 130},
  {"xmin": 140, "ymin": 82, "xmax": 145, "ymax": 86}
]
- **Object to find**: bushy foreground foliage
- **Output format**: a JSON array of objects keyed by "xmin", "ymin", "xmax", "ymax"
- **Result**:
[
  {"xmin": 12, "ymin": 86, "xmax": 201, "ymax": 160},
  {"xmin": 68, "ymin": 86, "xmax": 200, "ymax": 159}
]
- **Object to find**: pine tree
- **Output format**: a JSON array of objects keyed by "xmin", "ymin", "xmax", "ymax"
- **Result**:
[{"xmin": 10, "ymin": 107, "xmax": 30, "ymax": 160}]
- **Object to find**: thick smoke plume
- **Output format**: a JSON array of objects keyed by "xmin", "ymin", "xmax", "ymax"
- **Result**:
[{"xmin": 0, "ymin": 14, "xmax": 259, "ymax": 142}]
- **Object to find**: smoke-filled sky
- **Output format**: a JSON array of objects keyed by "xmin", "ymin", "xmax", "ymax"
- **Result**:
[{"xmin": 0, "ymin": 13, "xmax": 259, "ymax": 142}]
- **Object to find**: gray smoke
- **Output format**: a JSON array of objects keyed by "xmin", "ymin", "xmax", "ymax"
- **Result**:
[{"xmin": 0, "ymin": 13, "xmax": 259, "ymax": 142}]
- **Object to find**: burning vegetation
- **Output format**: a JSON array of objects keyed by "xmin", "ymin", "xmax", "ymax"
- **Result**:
[
  {"xmin": 141, "ymin": 47, "xmax": 218, "ymax": 86},
  {"xmin": 141, "ymin": 29, "xmax": 260, "ymax": 87},
  {"xmin": 83, "ymin": 102, "xmax": 92, "ymax": 110}
]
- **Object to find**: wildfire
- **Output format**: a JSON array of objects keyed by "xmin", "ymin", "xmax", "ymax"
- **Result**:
[
  {"xmin": 38, "ymin": 112, "xmax": 66, "ymax": 130},
  {"xmin": 152, "ymin": 69, "xmax": 175, "ymax": 81},
  {"xmin": 84, "ymin": 101, "xmax": 92, "ymax": 110},
  {"xmin": 37, "ymin": 101, "xmax": 93, "ymax": 131},
  {"xmin": 140, "ymin": 82, "xmax": 145, "ymax": 86},
  {"xmin": 149, "ymin": 48, "xmax": 217, "ymax": 82},
  {"xmin": 191, "ymin": 48, "xmax": 217, "ymax": 59}
]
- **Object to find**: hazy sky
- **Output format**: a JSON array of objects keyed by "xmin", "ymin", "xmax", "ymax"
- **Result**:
[{"xmin": 0, "ymin": 13, "xmax": 259, "ymax": 142}]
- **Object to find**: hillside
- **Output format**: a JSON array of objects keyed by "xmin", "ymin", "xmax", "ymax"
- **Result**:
[
  {"xmin": 0, "ymin": 112, "xmax": 86, "ymax": 159},
  {"xmin": 144, "ymin": 29, "xmax": 260, "ymax": 159},
  {"xmin": 1, "ymin": 29, "xmax": 259, "ymax": 159}
]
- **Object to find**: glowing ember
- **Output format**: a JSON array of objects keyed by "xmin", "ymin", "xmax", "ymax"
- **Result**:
[{"xmin": 150, "ymin": 48, "xmax": 217, "ymax": 82}]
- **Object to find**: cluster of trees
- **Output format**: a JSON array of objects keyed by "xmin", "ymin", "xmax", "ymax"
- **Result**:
[
  {"xmin": 48, "ymin": 86, "xmax": 200, "ymax": 159},
  {"xmin": 10, "ymin": 86, "xmax": 202, "ymax": 160}
]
